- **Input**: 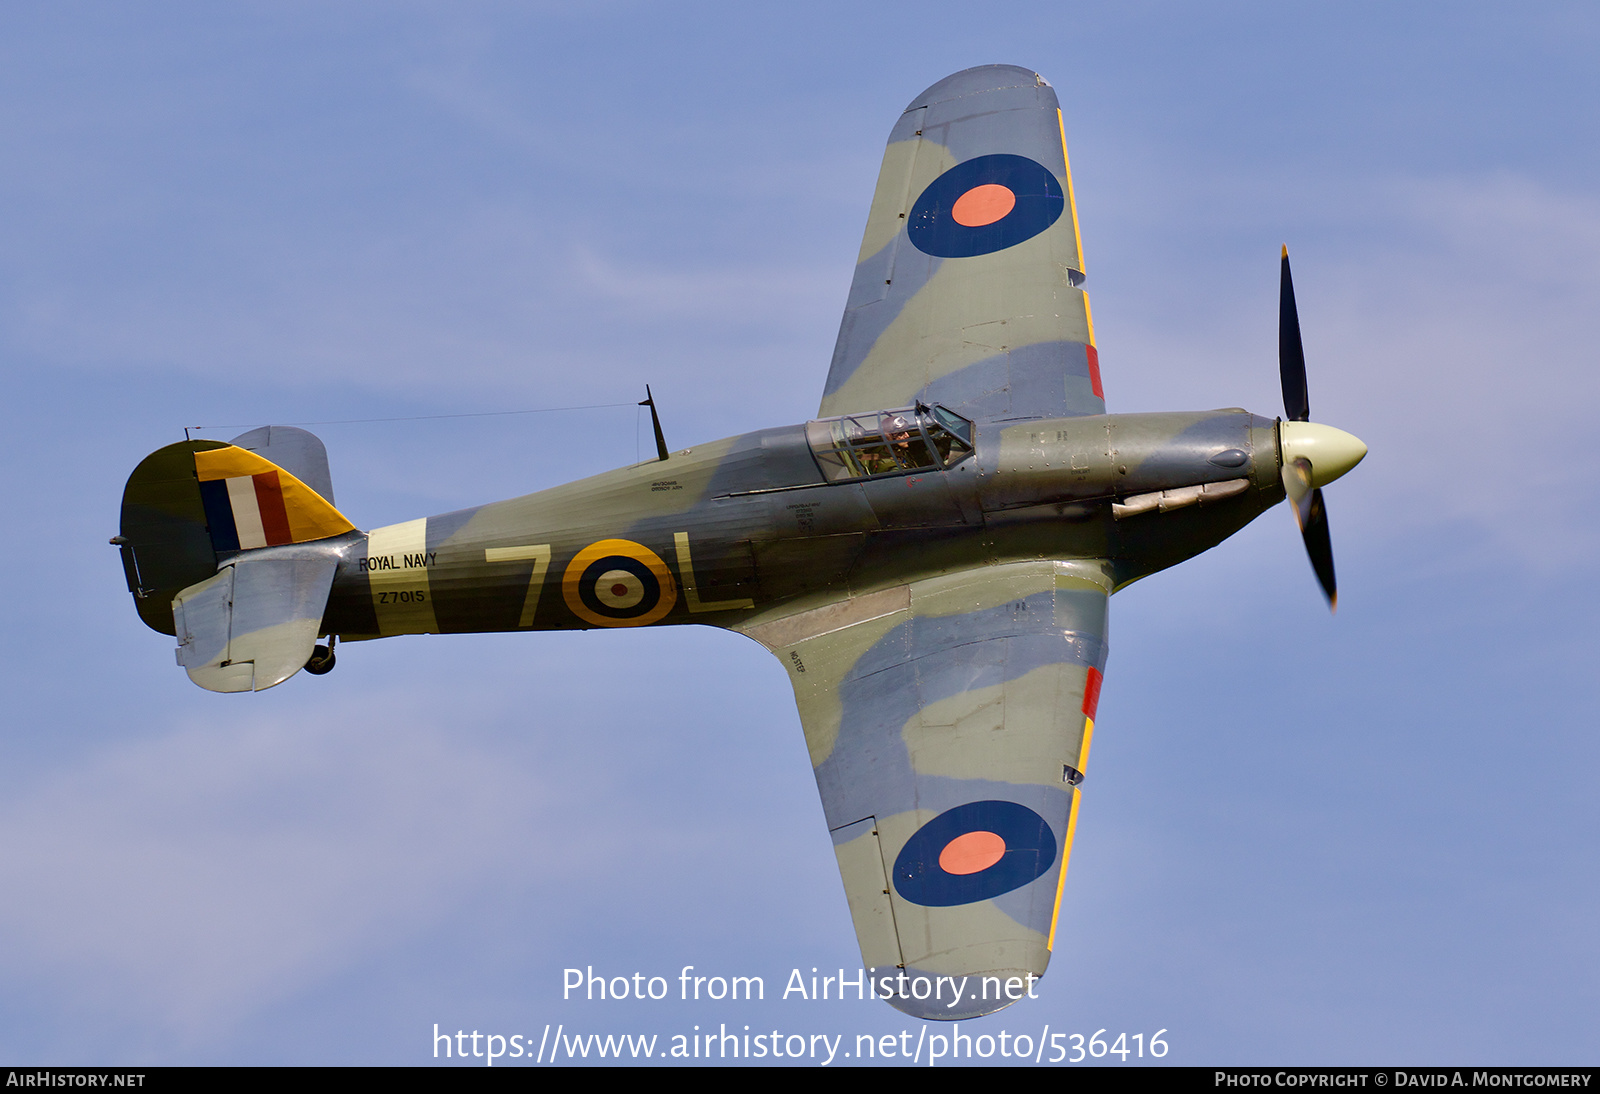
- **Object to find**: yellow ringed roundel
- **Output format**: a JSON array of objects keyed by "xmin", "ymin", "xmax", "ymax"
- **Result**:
[{"xmin": 562, "ymin": 539, "xmax": 677, "ymax": 627}]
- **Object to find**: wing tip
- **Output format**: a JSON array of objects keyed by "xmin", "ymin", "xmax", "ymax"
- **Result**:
[{"xmin": 905, "ymin": 64, "xmax": 1051, "ymax": 112}]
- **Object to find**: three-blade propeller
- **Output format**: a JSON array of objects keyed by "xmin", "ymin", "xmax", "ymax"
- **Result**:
[{"xmin": 1277, "ymin": 246, "xmax": 1364, "ymax": 612}]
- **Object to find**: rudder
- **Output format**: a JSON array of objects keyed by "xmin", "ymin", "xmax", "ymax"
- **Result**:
[{"xmin": 117, "ymin": 428, "xmax": 355, "ymax": 636}]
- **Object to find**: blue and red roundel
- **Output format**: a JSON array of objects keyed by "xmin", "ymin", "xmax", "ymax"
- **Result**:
[
  {"xmin": 892, "ymin": 800, "xmax": 1057, "ymax": 907},
  {"xmin": 907, "ymin": 155, "xmax": 1064, "ymax": 258}
]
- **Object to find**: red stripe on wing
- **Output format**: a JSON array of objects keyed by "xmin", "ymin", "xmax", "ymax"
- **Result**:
[{"xmin": 1081, "ymin": 666, "xmax": 1104, "ymax": 718}]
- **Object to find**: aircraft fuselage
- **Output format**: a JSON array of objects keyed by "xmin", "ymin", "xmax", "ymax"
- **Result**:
[{"xmin": 319, "ymin": 408, "xmax": 1284, "ymax": 640}]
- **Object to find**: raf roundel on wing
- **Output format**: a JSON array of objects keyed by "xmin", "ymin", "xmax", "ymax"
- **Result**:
[
  {"xmin": 907, "ymin": 154, "xmax": 1065, "ymax": 259},
  {"xmin": 892, "ymin": 800, "xmax": 1058, "ymax": 907}
]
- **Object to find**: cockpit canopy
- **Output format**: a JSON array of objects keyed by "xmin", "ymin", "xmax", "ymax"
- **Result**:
[{"xmin": 805, "ymin": 404, "xmax": 975, "ymax": 482}]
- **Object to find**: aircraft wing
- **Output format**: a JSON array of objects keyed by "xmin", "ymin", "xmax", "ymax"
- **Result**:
[
  {"xmin": 736, "ymin": 559, "xmax": 1109, "ymax": 1019},
  {"xmin": 820, "ymin": 65, "xmax": 1103, "ymax": 423}
]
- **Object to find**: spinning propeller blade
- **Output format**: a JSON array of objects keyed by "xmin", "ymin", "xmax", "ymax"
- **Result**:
[
  {"xmin": 1280, "ymin": 245, "xmax": 1310, "ymax": 422},
  {"xmin": 1281, "ymin": 456, "xmax": 1337, "ymax": 609},
  {"xmin": 1278, "ymin": 247, "xmax": 1364, "ymax": 612}
]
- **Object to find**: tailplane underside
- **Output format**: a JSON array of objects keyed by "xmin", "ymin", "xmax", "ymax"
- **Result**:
[{"xmin": 173, "ymin": 546, "xmax": 347, "ymax": 692}]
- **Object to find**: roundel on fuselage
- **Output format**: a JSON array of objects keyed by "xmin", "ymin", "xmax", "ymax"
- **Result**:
[
  {"xmin": 907, "ymin": 154, "xmax": 1065, "ymax": 259},
  {"xmin": 562, "ymin": 539, "xmax": 677, "ymax": 627}
]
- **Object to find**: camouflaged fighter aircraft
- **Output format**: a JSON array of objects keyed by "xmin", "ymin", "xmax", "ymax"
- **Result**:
[{"xmin": 115, "ymin": 65, "xmax": 1365, "ymax": 1020}]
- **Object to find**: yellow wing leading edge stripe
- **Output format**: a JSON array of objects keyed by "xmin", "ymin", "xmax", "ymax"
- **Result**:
[
  {"xmin": 1047, "ymin": 786, "xmax": 1083, "ymax": 951},
  {"xmin": 1057, "ymin": 108, "xmax": 1085, "ymax": 275}
]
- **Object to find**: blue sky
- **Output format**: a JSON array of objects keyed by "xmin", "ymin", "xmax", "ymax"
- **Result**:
[{"xmin": 2, "ymin": 1, "xmax": 1597, "ymax": 1065}]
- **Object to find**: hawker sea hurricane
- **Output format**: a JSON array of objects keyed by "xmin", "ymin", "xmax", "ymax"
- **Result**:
[{"xmin": 115, "ymin": 66, "xmax": 1365, "ymax": 1020}]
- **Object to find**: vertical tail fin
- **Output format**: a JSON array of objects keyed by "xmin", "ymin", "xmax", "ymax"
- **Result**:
[
  {"xmin": 193, "ymin": 445, "xmax": 354, "ymax": 552},
  {"xmin": 118, "ymin": 429, "xmax": 356, "ymax": 636}
]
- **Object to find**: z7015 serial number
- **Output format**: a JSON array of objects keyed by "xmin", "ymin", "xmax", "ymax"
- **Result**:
[{"xmin": 376, "ymin": 590, "xmax": 427, "ymax": 604}]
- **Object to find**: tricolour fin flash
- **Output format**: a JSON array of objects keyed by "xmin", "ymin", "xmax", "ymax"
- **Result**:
[{"xmin": 194, "ymin": 445, "xmax": 355, "ymax": 552}]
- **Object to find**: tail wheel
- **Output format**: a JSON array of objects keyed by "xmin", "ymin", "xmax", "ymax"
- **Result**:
[{"xmin": 304, "ymin": 645, "xmax": 336, "ymax": 675}]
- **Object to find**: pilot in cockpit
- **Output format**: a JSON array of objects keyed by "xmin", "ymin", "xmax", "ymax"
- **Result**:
[{"xmin": 883, "ymin": 413, "xmax": 932, "ymax": 470}]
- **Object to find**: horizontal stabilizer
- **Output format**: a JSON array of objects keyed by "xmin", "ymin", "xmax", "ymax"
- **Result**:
[{"xmin": 172, "ymin": 545, "xmax": 345, "ymax": 693}]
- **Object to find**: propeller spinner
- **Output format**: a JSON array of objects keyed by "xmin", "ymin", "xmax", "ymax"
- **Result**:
[{"xmin": 1277, "ymin": 246, "xmax": 1366, "ymax": 611}]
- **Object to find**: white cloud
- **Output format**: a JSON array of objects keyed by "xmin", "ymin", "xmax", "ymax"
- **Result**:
[{"xmin": 0, "ymin": 700, "xmax": 553, "ymax": 1043}]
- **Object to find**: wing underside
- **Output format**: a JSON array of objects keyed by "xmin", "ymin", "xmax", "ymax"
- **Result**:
[
  {"xmin": 821, "ymin": 65, "xmax": 1103, "ymax": 424},
  {"xmin": 738, "ymin": 558, "xmax": 1110, "ymax": 1019}
]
